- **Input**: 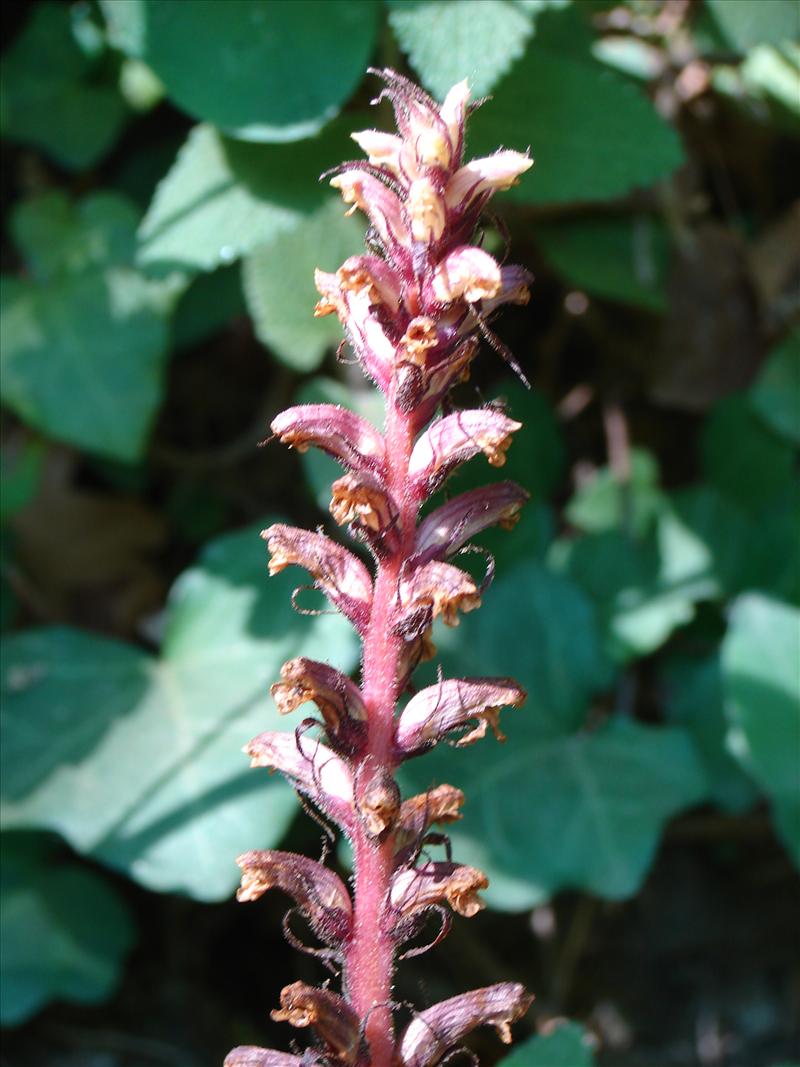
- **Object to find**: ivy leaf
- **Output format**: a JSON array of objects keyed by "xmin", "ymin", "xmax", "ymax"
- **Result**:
[
  {"xmin": 749, "ymin": 331, "xmax": 800, "ymax": 446},
  {"xmin": 707, "ymin": 0, "xmax": 800, "ymax": 52},
  {"xmin": 388, "ymin": 0, "xmax": 534, "ymax": 98},
  {"xmin": 403, "ymin": 713, "xmax": 708, "ymax": 909},
  {"xmin": 137, "ymin": 120, "xmax": 359, "ymax": 272},
  {"xmin": 701, "ymin": 393, "xmax": 796, "ymax": 512},
  {"xmin": 0, "ymin": 833, "xmax": 135, "ymax": 1026},
  {"xmin": 499, "ymin": 1021, "xmax": 595, "ymax": 1066},
  {"xmin": 467, "ymin": 5, "xmax": 684, "ymax": 203},
  {"xmin": 1, "ymin": 2, "xmax": 127, "ymax": 170},
  {"xmin": 723, "ymin": 594, "xmax": 800, "ymax": 865},
  {"xmin": 242, "ymin": 200, "xmax": 365, "ymax": 370},
  {"xmin": 0, "ymin": 522, "xmax": 360, "ymax": 900},
  {"xmin": 1, "ymin": 192, "xmax": 180, "ymax": 462},
  {"xmin": 566, "ymin": 449, "xmax": 667, "ymax": 538},
  {"xmin": 535, "ymin": 215, "xmax": 670, "ymax": 311},
  {"xmin": 100, "ymin": 0, "xmax": 378, "ymax": 142},
  {"xmin": 660, "ymin": 654, "xmax": 758, "ymax": 814},
  {"xmin": 550, "ymin": 524, "xmax": 707, "ymax": 663}
]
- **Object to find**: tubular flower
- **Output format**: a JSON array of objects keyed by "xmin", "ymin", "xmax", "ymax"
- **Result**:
[{"xmin": 229, "ymin": 69, "xmax": 533, "ymax": 1067}]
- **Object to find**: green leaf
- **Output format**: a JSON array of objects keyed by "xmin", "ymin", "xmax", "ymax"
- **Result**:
[
  {"xmin": 701, "ymin": 393, "xmax": 796, "ymax": 512},
  {"xmin": 138, "ymin": 120, "xmax": 360, "ymax": 272},
  {"xmin": 566, "ymin": 449, "xmax": 666, "ymax": 537},
  {"xmin": 499, "ymin": 1021, "xmax": 595, "ymax": 1066},
  {"xmin": 1, "ymin": 192, "xmax": 180, "ymax": 462},
  {"xmin": 550, "ymin": 524, "xmax": 706, "ymax": 663},
  {"xmin": 295, "ymin": 377, "xmax": 385, "ymax": 510},
  {"xmin": 660, "ymin": 653, "xmax": 758, "ymax": 813},
  {"xmin": 402, "ymin": 713, "xmax": 708, "ymax": 909},
  {"xmin": 1, "ymin": 2, "xmax": 127, "ymax": 170},
  {"xmin": 749, "ymin": 331, "xmax": 800, "ymax": 445},
  {"xmin": 535, "ymin": 215, "xmax": 670, "ymax": 311},
  {"xmin": 666, "ymin": 485, "xmax": 800, "ymax": 604},
  {"xmin": 467, "ymin": 6, "xmax": 684, "ymax": 203},
  {"xmin": 420, "ymin": 561, "xmax": 613, "ymax": 738},
  {"xmin": 0, "ymin": 521, "xmax": 360, "ymax": 900},
  {"xmin": 388, "ymin": 0, "xmax": 534, "ymax": 99},
  {"xmin": 101, "ymin": 0, "xmax": 379, "ymax": 141},
  {"xmin": 243, "ymin": 200, "xmax": 365, "ymax": 370},
  {"xmin": 172, "ymin": 265, "xmax": 245, "ymax": 351},
  {"xmin": 722, "ymin": 594, "xmax": 800, "ymax": 863},
  {"xmin": 0, "ymin": 439, "xmax": 44, "ymax": 524},
  {"xmin": 707, "ymin": 0, "xmax": 800, "ymax": 52},
  {"xmin": 1, "ymin": 833, "xmax": 135, "ymax": 1026}
]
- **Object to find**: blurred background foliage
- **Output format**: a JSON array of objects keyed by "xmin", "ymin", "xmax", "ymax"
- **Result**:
[{"xmin": 1, "ymin": 1, "xmax": 798, "ymax": 1065}]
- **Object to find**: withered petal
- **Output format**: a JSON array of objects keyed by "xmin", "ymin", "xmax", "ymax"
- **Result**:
[
  {"xmin": 271, "ymin": 982, "xmax": 361, "ymax": 1064},
  {"xmin": 391, "ymin": 861, "xmax": 488, "ymax": 919},
  {"xmin": 271, "ymin": 404, "xmax": 385, "ymax": 475},
  {"xmin": 396, "ymin": 676, "xmax": 526, "ymax": 755},
  {"xmin": 414, "ymin": 481, "xmax": 528, "ymax": 563},
  {"xmin": 235, "ymin": 849, "xmax": 352, "ymax": 945},
  {"xmin": 245, "ymin": 731, "xmax": 354, "ymax": 830},
  {"xmin": 262, "ymin": 524, "xmax": 373, "ymax": 631},
  {"xmin": 224, "ymin": 1048, "xmax": 312, "ymax": 1067},
  {"xmin": 397, "ymin": 983, "xmax": 533, "ymax": 1067},
  {"xmin": 409, "ymin": 409, "xmax": 522, "ymax": 493}
]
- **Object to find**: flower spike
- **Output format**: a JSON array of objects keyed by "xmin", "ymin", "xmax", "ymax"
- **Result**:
[{"xmin": 232, "ymin": 68, "xmax": 533, "ymax": 1067}]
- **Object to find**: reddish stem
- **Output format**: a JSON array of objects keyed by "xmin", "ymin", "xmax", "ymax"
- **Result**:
[{"xmin": 346, "ymin": 390, "xmax": 420, "ymax": 1067}]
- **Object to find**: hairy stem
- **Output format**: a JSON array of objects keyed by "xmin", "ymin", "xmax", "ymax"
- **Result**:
[{"xmin": 346, "ymin": 393, "xmax": 418, "ymax": 1067}]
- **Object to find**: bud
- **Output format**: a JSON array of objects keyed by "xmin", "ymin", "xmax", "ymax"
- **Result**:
[
  {"xmin": 396, "ymin": 983, "xmax": 533, "ymax": 1067},
  {"xmin": 438, "ymin": 78, "xmax": 470, "ymax": 159},
  {"xmin": 236, "ymin": 850, "xmax": 352, "ymax": 946},
  {"xmin": 407, "ymin": 178, "xmax": 446, "ymax": 243},
  {"xmin": 356, "ymin": 766, "xmax": 401, "ymax": 838},
  {"xmin": 396, "ymin": 676, "xmax": 526, "ymax": 755}
]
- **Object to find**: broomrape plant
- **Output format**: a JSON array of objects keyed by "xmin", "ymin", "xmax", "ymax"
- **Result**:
[{"xmin": 226, "ymin": 69, "xmax": 535, "ymax": 1067}]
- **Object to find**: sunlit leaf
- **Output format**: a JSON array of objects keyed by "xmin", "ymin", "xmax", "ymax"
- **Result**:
[
  {"xmin": 100, "ymin": 0, "xmax": 378, "ymax": 141},
  {"xmin": 1, "ymin": 2, "xmax": 127, "ymax": 169},
  {"xmin": 723, "ymin": 594, "xmax": 800, "ymax": 865},
  {"xmin": 242, "ymin": 200, "xmax": 365, "ymax": 370},
  {"xmin": 0, "ymin": 522, "xmax": 360, "ymax": 900}
]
